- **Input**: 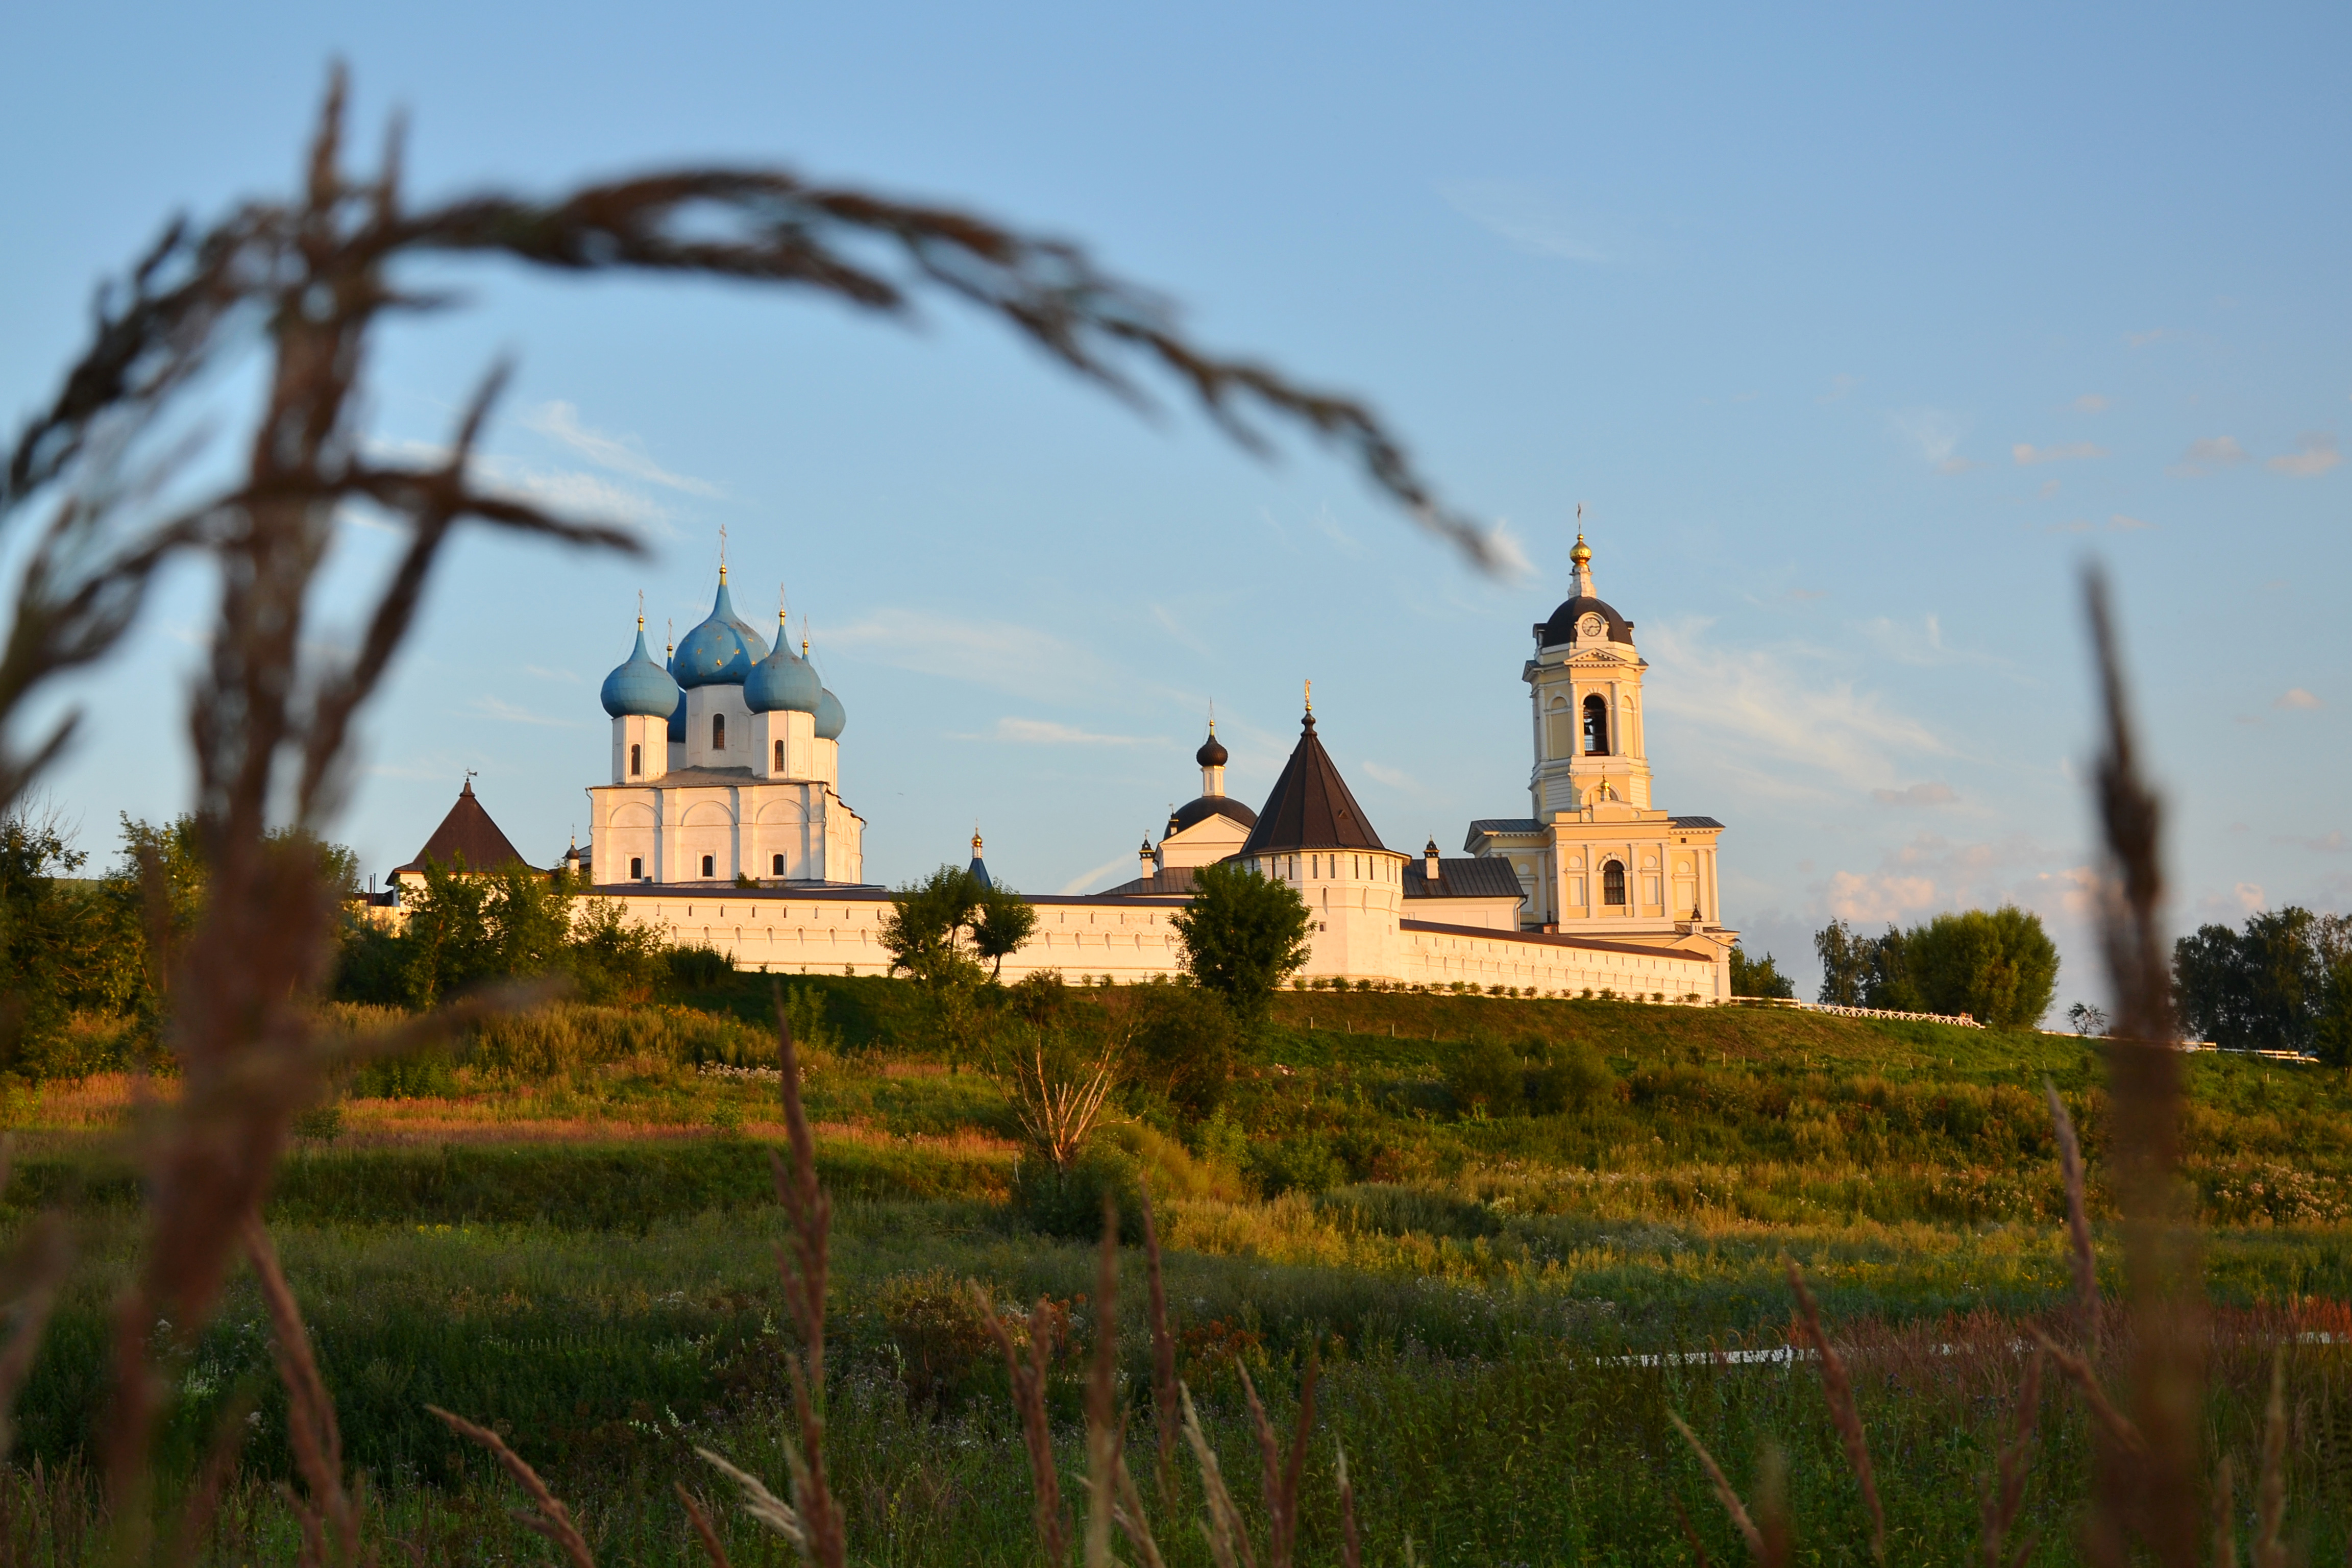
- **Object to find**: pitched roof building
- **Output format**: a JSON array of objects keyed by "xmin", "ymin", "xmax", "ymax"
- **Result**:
[{"xmin": 389, "ymin": 777, "xmax": 529, "ymax": 891}]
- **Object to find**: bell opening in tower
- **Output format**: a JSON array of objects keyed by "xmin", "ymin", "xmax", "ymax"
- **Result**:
[{"xmin": 1582, "ymin": 693, "xmax": 1610, "ymax": 756}]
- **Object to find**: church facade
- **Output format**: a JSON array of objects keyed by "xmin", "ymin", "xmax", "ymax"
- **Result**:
[{"xmin": 393, "ymin": 538, "xmax": 1737, "ymax": 999}]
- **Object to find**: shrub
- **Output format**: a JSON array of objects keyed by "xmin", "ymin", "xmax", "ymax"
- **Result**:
[
  {"xmin": 1906, "ymin": 905, "xmax": 2060, "ymax": 1026},
  {"xmin": 667, "ymin": 944, "xmax": 734, "ymax": 989},
  {"xmin": 1526, "ymin": 1040, "xmax": 1616, "ymax": 1115},
  {"xmin": 871, "ymin": 1268, "xmax": 1002, "ymax": 1409},
  {"xmin": 1009, "ymin": 1138, "xmax": 1142, "ymax": 1241},
  {"xmin": 1446, "ymin": 1035, "xmax": 1525, "ymax": 1117},
  {"xmin": 1123, "ymin": 978, "xmax": 1238, "ymax": 1118},
  {"xmin": 1247, "ymin": 1133, "xmax": 1345, "ymax": 1197}
]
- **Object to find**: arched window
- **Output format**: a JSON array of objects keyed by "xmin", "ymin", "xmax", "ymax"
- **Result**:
[
  {"xmin": 773, "ymin": 739, "xmax": 785, "ymax": 771},
  {"xmin": 1602, "ymin": 860, "xmax": 1627, "ymax": 905},
  {"xmin": 1583, "ymin": 694, "xmax": 1610, "ymax": 755},
  {"xmin": 712, "ymin": 713, "xmax": 726, "ymax": 750},
  {"xmin": 1546, "ymin": 696, "xmax": 1574, "ymax": 760},
  {"xmin": 771, "ymin": 852, "xmax": 786, "ymax": 876},
  {"xmin": 629, "ymin": 856, "xmax": 644, "ymax": 880},
  {"xmin": 700, "ymin": 854, "xmax": 716, "ymax": 878},
  {"xmin": 629, "ymin": 742, "xmax": 641, "ymax": 776}
]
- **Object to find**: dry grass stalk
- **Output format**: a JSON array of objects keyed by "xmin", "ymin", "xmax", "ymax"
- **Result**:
[
  {"xmin": 1138, "ymin": 1178, "xmax": 1182, "ymax": 1498},
  {"xmin": 674, "ymin": 1483, "xmax": 734, "ymax": 1568},
  {"xmin": 758, "ymin": 994, "xmax": 847, "ymax": 1568},
  {"xmin": 246, "ymin": 1219, "xmax": 369, "ymax": 1566},
  {"xmin": 2080, "ymin": 569, "xmax": 2206, "ymax": 1565},
  {"xmin": 1084, "ymin": 1194, "xmax": 1121, "ymax": 1568},
  {"xmin": 1668, "ymin": 1412, "xmax": 1768, "ymax": 1565},
  {"xmin": 2251, "ymin": 1352, "xmax": 2286, "ymax": 1568},
  {"xmin": 1181, "ymin": 1382, "xmax": 1254, "ymax": 1568},
  {"xmin": 979, "ymin": 1287, "xmax": 1070, "ymax": 1564},
  {"xmin": 1235, "ymin": 1351, "xmax": 1316, "ymax": 1568},
  {"xmin": 2024, "ymin": 1327, "xmax": 2145, "ymax": 1454},
  {"xmin": 427, "ymin": 1406, "xmax": 596, "ymax": 1568},
  {"xmin": 1334, "ymin": 1444, "xmax": 1361, "ymax": 1568},
  {"xmin": 1784, "ymin": 1263, "xmax": 1883, "ymax": 1561},
  {"xmin": 2210, "ymin": 1457, "xmax": 2237, "ymax": 1568},
  {"xmin": 168, "ymin": 1391, "xmax": 261, "ymax": 1568},
  {"xmin": 1977, "ymin": 1347, "xmax": 2043, "ymax": 1568},
  {"xmin": 696, "ymin": 1448, "xmax": 809, "ymax": 1553},
  {"xmin": 2044, "ymin": 1081, "xmax": 2100, "ymax": 1355},
  {"xmin": 1111, "ymin": 1456, "xmax": 1170, "ymax": 1568},
  {"xmin": 1670, "ymin": 1496, "xmax": 1715, "ymax": 1568}
]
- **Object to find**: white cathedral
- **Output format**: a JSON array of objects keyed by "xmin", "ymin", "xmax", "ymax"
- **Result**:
[{"xmin": 397, "ymin": 535, "xmax": 1737, "ymax": 1000}]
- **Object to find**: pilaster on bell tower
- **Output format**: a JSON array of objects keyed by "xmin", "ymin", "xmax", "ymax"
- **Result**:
[{"xmin": 1526, "ymin": 531, "xmax": 1652, "ymax": 816}]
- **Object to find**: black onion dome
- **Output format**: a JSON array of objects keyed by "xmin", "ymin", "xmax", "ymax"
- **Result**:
[
  {"xmin": 1195, "ymin": 727, "xmax": 1229, "ymax": 768},
  {"xmin": 1171, "ymin": 795, "xmax": 1258, "ymax": 833},
  {"xmin": 1536, "ymin": 595, "xmax": 1634, "ymax": 650}
]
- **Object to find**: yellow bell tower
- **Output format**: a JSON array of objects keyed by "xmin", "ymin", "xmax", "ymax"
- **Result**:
[{"xmin": 1527, "ymin": 532, "xmax": 1653, "ymax": 815}]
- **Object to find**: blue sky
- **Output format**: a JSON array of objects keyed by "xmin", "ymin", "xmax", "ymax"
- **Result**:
[{"xmin": 4, "ymin": 2, "xmax": 2346, "ymax": 1008}]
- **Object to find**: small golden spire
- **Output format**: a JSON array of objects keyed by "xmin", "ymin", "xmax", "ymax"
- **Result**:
[
  {"xmin": 801, "ymin": 637, "xmax": 810, "ymax": 659},
  {"xmin": 1304, "ymin": 679, "xmax": 1313, "ymax": 714},
  {"xmin": 971, "ymin": 826, "xmax": 984, "ymax": 854},
  {"xmin": 636, "ymin": 589, "xmax": 644, "ymax": 628},
  {"xmin": 1571, "ymin": 503, "xmax": 1591, "ymax": 568},
  {"xmin": 718, "ymin": 524, "xmax": 728, "ymax": 583}
]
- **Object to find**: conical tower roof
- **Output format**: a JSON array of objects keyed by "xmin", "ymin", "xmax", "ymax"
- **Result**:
[
  {"xmin": 392, "ymin": 778, "xmax": 527, "ymax": 875},
  {"xmin": 1238, "ymin": 707, "xmax": 1386, "ymax": 855}
]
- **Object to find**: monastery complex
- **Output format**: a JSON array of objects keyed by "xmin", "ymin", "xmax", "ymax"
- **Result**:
[{"xmin": 388, "ymin": 536, "xmax": 1740, "ymax": 1001}]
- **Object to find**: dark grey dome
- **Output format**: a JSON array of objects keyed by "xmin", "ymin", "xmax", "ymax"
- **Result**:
[
  {"xmin": 1171, "ymin": 795, "xmax": 1257, "ymax": 832},
  {"xmin": 1195, "ymin": 727, "xmax": 1229, "ymax": 768},
  {"xmin": 1536, "ymin": 595, "xmax": 1633, "ymax": 650}
]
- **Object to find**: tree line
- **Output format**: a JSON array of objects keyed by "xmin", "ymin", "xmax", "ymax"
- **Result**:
[
  {"xmin": 1725, "ymin": 904, "xmax": 2063, "ymax": 1028},
  {"xmin": 2172, "ymin": 905, "xmax": 2351, "ymax": 1060},
  {"xmin": 0, "ymin": 810, "xmax": 734, "ymax": 1079}
]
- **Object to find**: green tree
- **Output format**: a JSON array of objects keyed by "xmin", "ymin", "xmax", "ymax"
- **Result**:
[
  {"xmin": 1169, "ymin": 860, "xmax": 1310, "ymax": 1032},
  {"xmin": 0, "ymin": 809, "xmax": 93, "ymax": 1052},
  {"xmin": 1904, "ymin": 905, "xmax": 2060, "ymax": 1027},
  {"xmin": 1728, "ymin": 942, "xmax": 1794, "ymax": 999},
  {"xmin": 396, "ymin": 855, "xmax": 574, "ymax": 1005},
  {"xmin": 971, "ymin": 880, "xmax": 1038, "ymax": 980},
  {"xmin": 880, "ymin": 866, "xmax": 992, "ymax": 1061},
  {"xmin": 2174, "ymin": 906, "xmax": 2347, "ymax": 1052},
  {"xmin": 1813, "ymin": 919, "xmax": 1870, "ymax": 1007}
]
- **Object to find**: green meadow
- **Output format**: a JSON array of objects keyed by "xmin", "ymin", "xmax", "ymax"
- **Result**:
[{"xmin": 3, "ymin": 981, "xmax": 2347, "ymax": 1563}]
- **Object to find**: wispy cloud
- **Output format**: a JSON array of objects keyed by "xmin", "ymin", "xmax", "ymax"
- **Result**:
[
  {"xmin": 2109, "ymin": 513, "xmax": 2153, "ymax": 531},
  {"xmin": 2012, "ymin": 441, "xmax": 2108, "ymax": 466},
  {"xmin": 824, "ymin": 609, "xmax": 1114, "ymax": 704},
  {"xmin": 1871, "ymin": 781, "xmax": 1956, "ymax": 807},
  {"xmin": 1437, "ymin": 180, "xmax": 1621, "ymax": 263},
  {"xmin": 1643, "ymin": 619, "xmax": 1947, "ymax": 797},
  {"xmin": 2074, "ymin": 394, "xmax": 2111, "ymax": 413},
  {"xmin": 2268, "ymin": 431, "xmax": 2341, "ymax": 478},
  {"xmin": 522, "ymin": 665, "xmax": 581, "ymax": 684},
  {"xmin": 1888, "ymin": 408, "xmax": 1976, "ymax": 473},
  {"xmin": 2275, "ymin": 688, "xmax": 2323, "ymax": 710},
  {"xmin": 2171, "ymin": 435, "xmax": 2250, "ymax": 476},
  {"xmin": 1821, "ymin": 374, "xmax": 1861, "ymax": 405},
  {"xmin": 2126, "ymin": 328, "xmax": 2171, "ymax": 348},
  {"xmin": 1061, "ymin": 850, "xmax": 1142, "ymax": 896},
  {"xmin": 1359, "ymin": 760, "xmax": 1426, "ymax": 794},
  {"xmin": 521, "ymin": 401, "xmax": 726, "ymax": 498},
  {"xmin": 368, "ymin": 436, "xmax": 676, "ymax": 534},
  {"xmin": 973, "ymin": 718, "xmax": 1162, "ymax": 747},
  {"xmin": 2272, "ymin": 829, "xmax": 2347, "ymax": 853}
]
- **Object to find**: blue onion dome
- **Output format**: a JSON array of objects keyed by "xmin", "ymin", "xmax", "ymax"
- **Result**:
[
  {"xmin": 814, "ymin": 685, "xmax": 847, "ymax": 741},
  {"xmin": 673, "ymin": 574, "xmax": 771, "ymax": 688},
  {"xmin": 667, "ymin": 687, "xmax": 686, "ymax": 743},
  {"xmin": 745, "ymin": 613, "xmax": 823, "ymax": 714},
  {"xmin": 600, "ymin": 621, "xmax": 681, "ymax": 718}
]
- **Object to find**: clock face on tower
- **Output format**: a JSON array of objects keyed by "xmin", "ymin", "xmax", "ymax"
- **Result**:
[{"xmin": 1579, "ymin": 613, "xmax": 1604, "ymax": 639}]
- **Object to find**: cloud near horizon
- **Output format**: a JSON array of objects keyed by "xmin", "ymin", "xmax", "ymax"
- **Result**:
[
  {"xmin": 2012, "ymin": 441, "xmax": 2107, "ymax": 465},
  {"xmin": 521, "ymin": 401, "xmax": 727, "ymax": 498},
  {"xmin": 2268, "ymin": 431, "xmax": 2341, "ymax": 478}
]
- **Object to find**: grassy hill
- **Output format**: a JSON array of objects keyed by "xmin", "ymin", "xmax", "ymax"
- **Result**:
[{"xmin": 2, "ymin": 980, "xmax": 2344, "ymax": 1563}]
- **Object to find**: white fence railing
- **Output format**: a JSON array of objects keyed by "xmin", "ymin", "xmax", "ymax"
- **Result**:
[{"xmin": 1729, "ymin": 997, "xmax": 1984, "ymax": 1028}]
